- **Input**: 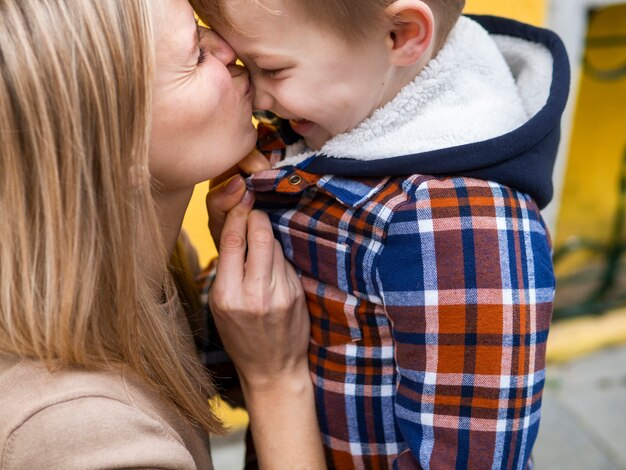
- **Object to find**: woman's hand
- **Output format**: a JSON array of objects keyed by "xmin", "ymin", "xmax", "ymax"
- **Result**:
[
  {"xmin": 209, "ymin": 196, "xmax": 309, "ymax": 389},
  {"xmin": 206, "ymin": 148, "xmax": 270, "ymax": 246},
  {"xmin": 209, "ymin": 196, "xmax": 325, "ymax": 469}
]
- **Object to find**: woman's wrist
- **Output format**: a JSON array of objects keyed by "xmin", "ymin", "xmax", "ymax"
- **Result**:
[
  {"xmin": 238, "ymin": 358, "xmax": 311, "ymax": 398},
  {"xmin": 238, "ymin": 361, "xmax": 326, "ymax": 469}
]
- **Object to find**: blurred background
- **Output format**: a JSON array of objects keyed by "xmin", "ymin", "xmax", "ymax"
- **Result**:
[{"xmin": 188, "ymin": 1, "xmax": 626, "ymax": 468}]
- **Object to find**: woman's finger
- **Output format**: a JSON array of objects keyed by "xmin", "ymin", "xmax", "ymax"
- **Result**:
[
  {"xmin": 213, "ymin": 192, "xmax": 255, "ymax": 292},
  {"xmin": 243, "ymin": 210, "xmax": 276, "ymax": 291},
  {"xmin": 283, "ymin": 253, "xmax": 302, "ymax": 293},
  {"xmin": 207, "ymin": 149, "xmax": 271, "ymax": 244},
  {"xmin": 209, "ymin": 165, "xmax": 243, "ymax": 190},
  {"xmin": 209, "ymin": 149, "xmax": 269, "ymax": 190},
  {"xmin": 238, "ymin": 148, "xmax": 271, "ymax": 175},
  {"xmin": 206, "ymin": 174, "xmax": 246, "ymax": 244}
]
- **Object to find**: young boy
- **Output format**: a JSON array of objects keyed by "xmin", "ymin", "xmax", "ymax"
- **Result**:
[{"xmin": 193, "ymin": 0, "xmax": 570, "ymax": 468}]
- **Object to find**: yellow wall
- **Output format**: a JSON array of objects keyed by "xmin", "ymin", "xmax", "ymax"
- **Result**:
[
  {"xmin": 464, "ymin": 0, "xmax": 545, "ymax": 26},
  {"xmin": 183, "ymin": 0, "xmax": 548, "ymax": 266},
  {"xmin": 553, "ymin": 5, "xmax": 626, "ymax": 275},
  {"xmin": 183, "ymin": 182, "xmax": 215, "ymax": 266}
]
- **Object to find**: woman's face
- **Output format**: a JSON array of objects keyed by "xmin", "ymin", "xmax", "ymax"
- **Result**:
[{"xmin": 149, "ymin": 0, "xmax": 256, "ymax": 191}]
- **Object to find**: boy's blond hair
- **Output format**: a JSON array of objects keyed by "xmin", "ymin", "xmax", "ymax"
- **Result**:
[{"xmin": 191, "ymin": 0, "xmax": 465, "ymax": 51}]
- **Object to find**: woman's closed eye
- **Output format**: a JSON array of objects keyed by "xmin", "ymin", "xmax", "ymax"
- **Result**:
[
  {"xmin": 197, "ymin": 45, "xmax": 208, "ymax": 65},
  {"xmin": 196, "ymin": 21, "xmax": 208, "ymax": 65}
]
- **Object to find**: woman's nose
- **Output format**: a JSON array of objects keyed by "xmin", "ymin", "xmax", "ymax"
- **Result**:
[{"xmin": 203, "ymin": 29, "xmax": 236, "ymax": 65}]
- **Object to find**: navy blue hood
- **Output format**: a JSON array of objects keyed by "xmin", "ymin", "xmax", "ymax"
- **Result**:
[{"xmin": 271, "ymin": 15, "xmax": 570, "ymax": 210}]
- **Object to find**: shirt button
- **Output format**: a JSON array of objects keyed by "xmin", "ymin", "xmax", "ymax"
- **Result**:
[{"xmin": 288, "ymin": 175, "xmax": 302, "ymax": 185}]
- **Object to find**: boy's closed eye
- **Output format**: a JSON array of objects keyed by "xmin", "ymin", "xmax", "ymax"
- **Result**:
[{"xmin": 259, "ymin": 67, "xmax": 285, "ymax": 79}]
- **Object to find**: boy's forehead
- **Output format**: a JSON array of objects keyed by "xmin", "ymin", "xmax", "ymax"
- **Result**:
[{"xmin": 222, "ymin": 0, "xmax": 286, "ymax": 23}]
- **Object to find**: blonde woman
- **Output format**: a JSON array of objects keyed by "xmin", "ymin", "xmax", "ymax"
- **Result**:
[{"xmin": 0, "ymin": 0, "xmax": 324, "ymax": 469}]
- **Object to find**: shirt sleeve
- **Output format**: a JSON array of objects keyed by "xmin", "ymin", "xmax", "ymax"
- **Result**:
[
  {"xmin": 3, "ymin": 397, "xmax": 198, "ymax": 470},
  {"xmin": 375, "ymin": 178, "xmax": 555, "ymax": 469}
]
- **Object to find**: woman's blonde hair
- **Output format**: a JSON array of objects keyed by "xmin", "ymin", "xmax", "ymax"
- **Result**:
[{"xmin": 0, "ymin": 0, "xmax": 221, "ymax": 432}]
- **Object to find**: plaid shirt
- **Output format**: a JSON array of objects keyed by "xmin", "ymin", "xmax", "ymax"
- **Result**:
[{"xmin": 236, "ymin": 122, "xmax": 555, "ymax": 470}]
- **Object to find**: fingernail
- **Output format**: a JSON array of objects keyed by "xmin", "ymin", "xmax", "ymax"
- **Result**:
[
  {"xmin": 241, "ymin": 190, "xmax": 254, "ymax": 207},
  {"xmin": 225, "ymin": 175, "xmax": 244, "ymax": 194}
]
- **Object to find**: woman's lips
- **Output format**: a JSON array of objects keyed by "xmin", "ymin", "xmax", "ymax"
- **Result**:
[
  {"xmin": 245, "ymin": 79, "xmax": 254, "ymax": 99},
  {"xmin": 228, "ymin": 64, "xmax": 253, "ymax": 100}
]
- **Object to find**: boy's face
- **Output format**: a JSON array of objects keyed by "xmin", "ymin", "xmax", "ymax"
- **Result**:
[{"xmin": 216, "ymin": 0, "xmax": 394, "ymax": 150}]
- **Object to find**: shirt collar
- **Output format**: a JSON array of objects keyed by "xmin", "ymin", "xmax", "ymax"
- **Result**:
[{"xmin": 246, "ymin": 159, "xmax": 390, "ymax": 209}]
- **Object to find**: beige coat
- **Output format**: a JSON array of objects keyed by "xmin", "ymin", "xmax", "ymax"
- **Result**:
[{"xmin": 0, "ymin": 353, "xmax": 213, "ymax": 469}]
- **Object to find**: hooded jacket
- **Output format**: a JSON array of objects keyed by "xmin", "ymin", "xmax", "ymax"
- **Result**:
[
  {"xmin": 258, "ymin": 15, "xmax": 569, "ymax": 210},
  {"xmin": 245, "ymin": 15, "xmax": 569, "ymax": 470}
]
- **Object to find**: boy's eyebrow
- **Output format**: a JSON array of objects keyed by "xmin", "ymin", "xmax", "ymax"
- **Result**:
[{"xmin": 248, "ymin": 52, "xmax": 268, "ymax": 60}]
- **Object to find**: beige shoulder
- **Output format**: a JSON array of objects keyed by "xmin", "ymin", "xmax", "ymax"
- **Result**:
[
  {"xmin": 0, "ymin": 355, "xmax": 212, "ymax": 470},
  {"xmin": 1, "ymin": 395, "xmax": 197, "ymax": 469}
]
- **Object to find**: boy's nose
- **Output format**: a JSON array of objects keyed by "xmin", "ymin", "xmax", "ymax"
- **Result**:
[
  {"xmin": 252, "ymin": 82, "xmax": 274, "ymax": 111},
  {"xmin": 203, "ymin": 29, "xmax": 237, "ymax": 65}
]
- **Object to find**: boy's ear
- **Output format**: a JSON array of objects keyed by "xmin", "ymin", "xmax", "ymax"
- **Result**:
[{"xmin": 384, "ymin": 0, "xmax": 435, "ymax": 66}]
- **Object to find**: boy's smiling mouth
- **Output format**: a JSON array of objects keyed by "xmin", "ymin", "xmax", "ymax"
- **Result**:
[{"xmin": 289, "ymin": 118, "xmax": 316, "ymax": 137}]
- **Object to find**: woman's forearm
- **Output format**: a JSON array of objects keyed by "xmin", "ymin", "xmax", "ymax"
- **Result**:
[
  {"xmin": 241, "ymin": 366, "xmax": 326, "ymax": 470},
  {"xmin": 209, "ymin": 200, "xmax": 324, "ymax": 468}
]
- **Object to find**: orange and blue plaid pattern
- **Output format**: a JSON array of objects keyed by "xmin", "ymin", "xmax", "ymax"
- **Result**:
[{"xmin": 239, "ymin": 122, "xmax": 555, "ymax": 469}]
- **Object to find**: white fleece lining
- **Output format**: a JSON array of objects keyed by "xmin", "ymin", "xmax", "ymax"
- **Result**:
[
  {"xmin": 278, "ymin": 17, "xmax": 554, "ymax": 167},
  {"xmin": 493, "ymin": 35, "xmax": 553, "ymax": 119}
]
